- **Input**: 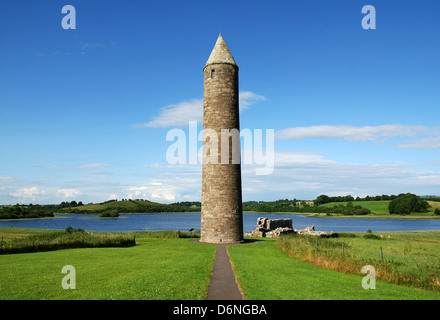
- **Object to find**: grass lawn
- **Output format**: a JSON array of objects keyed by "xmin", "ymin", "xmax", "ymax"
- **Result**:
[
  {"xmin": 0, "ymin": 230, "xmax": 215, "ymax": 300},
  {"xmin": 2, "ymin": 228, "xmax": 439, "ymax": 300},
  {"xmin": 228, "ymin": 237, "xmax": 440, "ymax": 300}
]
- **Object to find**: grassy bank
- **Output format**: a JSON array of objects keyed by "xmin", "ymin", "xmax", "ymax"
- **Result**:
[
  {"xmin": 0, "ymin": 228, "xmax": 135, "ymax": 254},
  {"xmin": 228, "ymin": 237, "xmax": 440, "ymax": 300},
  {"xmin": 275, "ymin": 231, "xmax": 440, "ymax": 291},
  {"xmin": 0, "ymin": 228, "xmax": 214, "ymax": 300}
]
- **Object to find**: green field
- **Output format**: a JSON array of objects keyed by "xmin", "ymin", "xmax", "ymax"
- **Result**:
[
  {"xmin": 1, "ymin": 228, "xmax": 439, "ymax": 300},
  {"xmin": 320, "ymin": 200, "xmax": 440, "ymax": 217},
  {"xmin": 321, "ymin": 200, "xmax": 391, "ymax": 215},
  {"xmin": 228, "ymin": 237, "xmax": 440, "ymax": 300},
  {"xmin": 0, "ymin": 229, "xmax": 215, "ymax": 300},
  {"xmin": 429, "ymin": 201, "xmax": 440, "ymax": 213}
]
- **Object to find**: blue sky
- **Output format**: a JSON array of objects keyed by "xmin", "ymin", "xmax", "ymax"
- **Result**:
[{"xmin": 1, "ymin": 0, "xmax": 439, "ymax": 204}]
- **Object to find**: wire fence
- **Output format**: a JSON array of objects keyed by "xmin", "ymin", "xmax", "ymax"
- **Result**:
[{"xmin": 276, "ymin": 233, "xmax": 440, "ymax": 291}]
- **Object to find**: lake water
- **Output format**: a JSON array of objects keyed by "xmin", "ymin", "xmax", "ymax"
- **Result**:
[{"xmin": 1, "ymin": 213, "xmax": 439, "ymax": 233}]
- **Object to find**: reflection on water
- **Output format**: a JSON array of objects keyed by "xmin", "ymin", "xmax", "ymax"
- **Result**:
[{"xmin": 0, "ymin": 213, "xmax": 439, "ymax": 233}]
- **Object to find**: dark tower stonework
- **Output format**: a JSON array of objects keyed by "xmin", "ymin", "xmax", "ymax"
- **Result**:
[{"xmin": 200, "ymin": 34, "xmax": 243, "ymax": 244}]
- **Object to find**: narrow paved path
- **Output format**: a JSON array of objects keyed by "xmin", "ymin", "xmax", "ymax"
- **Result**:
[{"xmin": 207, "ymin": 244, "xmax": 243, "ymax": 300}]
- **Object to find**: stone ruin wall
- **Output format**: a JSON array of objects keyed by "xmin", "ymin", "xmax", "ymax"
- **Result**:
[{"xmin": 248, "ymin": 217, "xmax": 329, "ymax": 238}]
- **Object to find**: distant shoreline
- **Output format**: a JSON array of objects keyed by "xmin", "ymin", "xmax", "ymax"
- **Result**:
[
  {"xmin": 1, "ymin": 211, "xmax": 439, "ymax": 221},
  {"xmin": 249, "ymin": 211, "xmax": 440, "ymax": 220}
]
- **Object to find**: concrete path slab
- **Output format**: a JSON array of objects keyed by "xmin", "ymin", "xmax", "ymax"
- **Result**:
[{"xmin": 206, "ymin": 244, "xmax": 243, "ymax": 300}]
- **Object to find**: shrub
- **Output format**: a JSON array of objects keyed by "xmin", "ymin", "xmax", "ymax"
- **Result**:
[
  {"xmin": 65, "ymin": 226, "xmax": 85, "ymax": 233},
  {"xmin": 99, "ymin": 210, "xmax": 119, "ymax": 217},
  {"xmin": 363, "ymin": 233, "xmax": 380, "ymax": 240},
  {"xmin": 388, "ymin": 193, "xmax": 430, "ymax": 215},
  {"xmin": 338, "ymin": 233, "xmax": 357, "ymax": 238}
]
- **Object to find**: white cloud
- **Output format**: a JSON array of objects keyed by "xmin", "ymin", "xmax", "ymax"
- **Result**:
[
  {"xmin": 134, "ymin": 91, "xmax": 266, "ymax": 128},
  {"xmin": 135, "ymin": 99, "xmax": 203, "ymax": 128},
  {"xmin": 240, "ymin": 150, "xmax": 440, "ymax": 200},
  {"xmin": 57, "ymin": 188, "xmax": 82, "ymax": 199},
  {"xmin": 239, "ymin": 91, "xmax": 267, "ymax": 110},
  {"xmin": 79, "ymin": 42, "xmax": 103, "ymax": 55},
  {"xmin": 109, "ymin": 194, "xmax": 118, "ymax": 200},
  {"xmin": 41, "ymin": 165, "xmax": 63, "ymax": 169},
  {"xmin": 133, "ymin": 147, "xmax": 440, "ymax": 203},
  {"xmin": 275, "ymin": 124, "xmax": 436, "ymax": 142},
  {"xmin": 3, "ymin": 149, "xmax": 438, "ymax": 204},
  {"xmin": 396, "ymin": 136, "xmax": 440, "ymax": 149},
  {"xmin": 0, "ymin": 176, "xmax": 13, "ymax": 191},
  {"xmin": 78, "ymin": 163, "xmax": 112, "ymax": 169},
  {"xmin": 127, "ymin": 185, "xmax": 178, "ymax": 202},
  {"xmin": 121, "ymin": 168, "xmax": 202, "ymax": 203},
  {"xmin": 10, "ymin": 187, "xmax": 45, "ymax": 202}
]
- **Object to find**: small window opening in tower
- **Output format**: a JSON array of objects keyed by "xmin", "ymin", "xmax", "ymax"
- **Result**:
[{"xmin": 211, "ymin": 69, "xmax": 216, "ymax": 79}]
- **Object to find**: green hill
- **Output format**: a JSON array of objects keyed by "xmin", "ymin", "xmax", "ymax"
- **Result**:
[
  {"xmin": 61, "ymin": 199, "xmax": 200, "ymax": 214},
  {"xmin": 321, "ymin": 200, "xmax": 391, "ymax": 215}
]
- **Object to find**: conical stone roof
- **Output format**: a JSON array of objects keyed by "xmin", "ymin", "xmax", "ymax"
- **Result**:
[{"xmin": 204, "ymin": 34, "xmax": 237, "ymax": 69}]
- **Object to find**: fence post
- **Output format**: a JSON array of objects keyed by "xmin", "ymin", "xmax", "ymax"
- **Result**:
[
  {"xmin": 315, "ymin": 239, "xmax": 318, "ymax": 252},
  {"xmin": 380, "ymin": 246, "xmax": 384, "ymax": 263}
]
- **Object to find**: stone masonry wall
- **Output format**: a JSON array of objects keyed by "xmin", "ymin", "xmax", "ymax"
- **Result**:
[{"xmin": 200, "ymin": 63, "xmax": 243, "ymax": 244}]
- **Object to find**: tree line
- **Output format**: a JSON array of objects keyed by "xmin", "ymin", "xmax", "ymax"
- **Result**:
[
  {"xmin": 0, "ymin": 204, "xmax": 56, "ymax": 219},
  {"xmin": 0, "ymin": 200, "xmax": 200, "ymax": 220},
  {"xmin": 314, "ymin": 194, "xmax": 399, "ymax": 206},
  {"xmin": 242, "ymin": 199, "xmax": 371, "ymax": 215},
  {"xmin": 243, "ymin": 193, "xmax": 434, "ymax": 216},
  {"xmin": 61, "ymin": 200, "xmax": 201, "ymax": 215}
]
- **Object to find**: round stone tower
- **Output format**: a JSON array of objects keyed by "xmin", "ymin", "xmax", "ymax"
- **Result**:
[{"xmin": 200, "ymin": 34, "xmax": 243, "ymax": 244}]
